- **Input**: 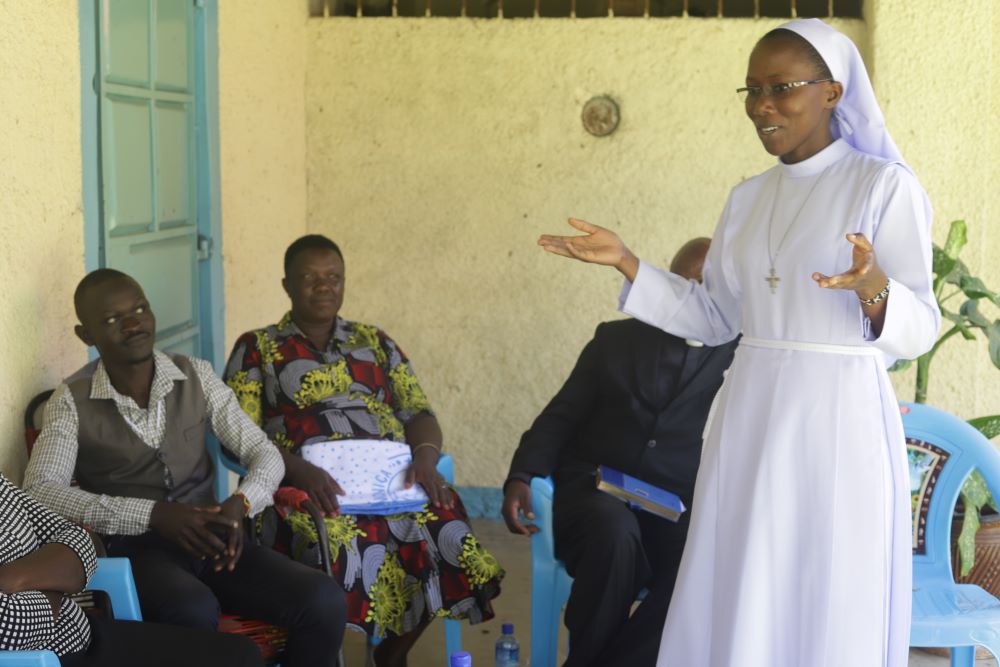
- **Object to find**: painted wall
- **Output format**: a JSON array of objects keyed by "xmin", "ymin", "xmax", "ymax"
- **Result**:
[
  {"xmin": 218, "ymin": 1, "xmax": 309, "ymax": 349},
  {"xmin": 867, "ymin": 0, "xmax": 1000, "ymax": 421},
  {"xmin": 0, "ymin": 2, "xmax": 87, "ymax": 481},
  {"xmin": 305, "ymin": 18, "xmax": 870, "ymax": 486}
]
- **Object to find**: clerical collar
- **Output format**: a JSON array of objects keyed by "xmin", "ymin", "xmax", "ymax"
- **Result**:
[{"xmin": 779, "ymin": 138, "xmax": 851, "ymax": 179}]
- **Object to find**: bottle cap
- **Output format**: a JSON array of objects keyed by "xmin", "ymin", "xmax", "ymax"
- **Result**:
[
  {"xmin": 502, "ymin": 622, "xmax": 514, "ymax": 635},
  {"xmin": 450, "ymin": 651, "xmax": 472, "ymax": 667}
]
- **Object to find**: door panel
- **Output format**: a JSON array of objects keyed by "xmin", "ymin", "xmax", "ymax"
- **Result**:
[
  {"xmin": 107, "ymin": 231, "xmax": 197, "ymax": 338},
  {"xmin": 103, "ymin": 0, "xmax": 150, "ymax": 86},
  {"xmin": 154, "ymin": 101, "xmax": 192, "ymax": 226},
  {"xmin": 155, "ymin": 0, "xmax": 190, "ymax": 91},
  {"xmin": 104, "ymin": 95, "xmax": 154, "ymax": 234}
]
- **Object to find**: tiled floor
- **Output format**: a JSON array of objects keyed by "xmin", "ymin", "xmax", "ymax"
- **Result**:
[{"xmin": 341, "ymin": 519, "xmax": 999, "ymax": 666}]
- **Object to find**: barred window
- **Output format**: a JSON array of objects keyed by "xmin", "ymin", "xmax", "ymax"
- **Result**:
[{"xmin": 309, "ymin": 0, "xmax": 861, "ymax": 19}]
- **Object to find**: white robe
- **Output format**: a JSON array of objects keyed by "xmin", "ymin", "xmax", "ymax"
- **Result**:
[{"xmin": 621, "ymin": 139, "xmax": 939, "ymax": 667}]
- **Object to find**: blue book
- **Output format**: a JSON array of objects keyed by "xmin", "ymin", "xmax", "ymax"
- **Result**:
[{"xmin": 596, "ymin": 465, "xmax": 687, "ymax": 522}]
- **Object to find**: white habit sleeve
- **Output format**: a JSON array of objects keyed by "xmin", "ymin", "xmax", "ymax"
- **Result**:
[{"xmin": 619, "ymin": 195, "xmax": 742, "ymax": 346}]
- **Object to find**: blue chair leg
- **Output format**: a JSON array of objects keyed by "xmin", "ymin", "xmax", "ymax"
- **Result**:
[
  {"xmin": 530, "ymin": 562, "xmax": 564, "ymax": 667},
  {"xmin": 444, "ymin": 619, "xmax": 462, "ymax": 664},
  {"xmin": 950, "ymin": 645, "xmax": 976, "ymax": 667}
]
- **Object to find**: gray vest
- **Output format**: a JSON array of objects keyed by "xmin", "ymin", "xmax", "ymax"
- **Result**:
[{"xmin": 67, "ymin": 355, "xmax": 216, "ymax": 509}]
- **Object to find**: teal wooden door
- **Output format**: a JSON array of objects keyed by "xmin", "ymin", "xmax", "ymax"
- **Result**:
[{"xmin": 96, "ymin": 0, "xmax": 202, "ymax": 357}]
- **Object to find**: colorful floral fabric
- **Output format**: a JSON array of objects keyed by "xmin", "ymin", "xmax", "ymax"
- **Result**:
[{"xmin": 224, "ymin": 314, "xmax": 503, "ymax": 637}]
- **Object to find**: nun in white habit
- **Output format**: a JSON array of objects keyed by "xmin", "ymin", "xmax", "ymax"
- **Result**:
[{"xmin": 538, "ymin": 18, "xmax": 939, "ymax": 667}]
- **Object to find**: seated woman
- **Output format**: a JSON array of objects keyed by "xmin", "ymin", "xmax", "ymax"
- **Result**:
[
  {"xmin": 0, "ymin": 473, "xmax": 262, "ymax": 667},
  {"xmin": 224, "ymin": 234, "xmax": 503, "ymax": 667}
]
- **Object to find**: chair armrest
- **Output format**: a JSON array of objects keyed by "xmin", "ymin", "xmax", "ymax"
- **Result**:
[
  {"xmin": 89, "ymin": 557, "xmax": 142, "ymax": 621},
  {"xmin": 0, "ymin": 651, "xmax": 62, "ymax": 666}
]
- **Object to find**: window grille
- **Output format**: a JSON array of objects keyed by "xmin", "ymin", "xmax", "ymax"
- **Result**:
[{"xmin": 308, "ymin": 0, "xmax": 861, "ymax": 19}]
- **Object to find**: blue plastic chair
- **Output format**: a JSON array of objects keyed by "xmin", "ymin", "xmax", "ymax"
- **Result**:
[
  {"xmin": 529, "ymin": 476, "xmax": 573, "ymax": 667},
  {"xmin": 209, "ymin": 440, "xmax": 462, "ymax": 665},
  {"xmin": 0, "ymin": 557, "xmax": 142, "ymax": 666},
  {"xmin": 904, "ymin": 401, "xmax": 1000, "ymax": 664}
]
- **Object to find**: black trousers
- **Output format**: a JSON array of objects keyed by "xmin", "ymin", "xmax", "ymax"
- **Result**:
[
  {"xmin": 105, "ymin": 532, "xmax": 346, "ymax": 667},
  {"xmin": 60, "ymin": 616, "xmax": 263, "ymax": 667},
  {"xmin": 553, "ymin": 469, "xmax": 690, "ymax": 667}
]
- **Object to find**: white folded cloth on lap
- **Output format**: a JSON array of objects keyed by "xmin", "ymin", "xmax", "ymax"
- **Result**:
[{"xmin": 299, "ymin": 439, "xmax": 430, "ymax": 515}]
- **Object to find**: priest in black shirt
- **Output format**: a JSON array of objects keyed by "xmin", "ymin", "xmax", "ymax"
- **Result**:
[{"xmin": 502, "ymin": 238, "xmax": 737, "ymax": 667}]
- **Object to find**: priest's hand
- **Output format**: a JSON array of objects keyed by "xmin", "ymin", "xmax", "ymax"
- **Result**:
[
  {"xmin": 501, "ymin": 480, "xmax": 538, "ymax": 536},
  {"xmin": 539, "ymin": 218, "xmax": 640, "ymax": 282}
]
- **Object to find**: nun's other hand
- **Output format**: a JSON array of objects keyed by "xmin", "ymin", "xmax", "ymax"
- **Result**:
[
  {"xmin": 811, "ymin": 232, "xmax": 887, "ymax": 298},
  {"xmin": 539, "ymin": 218, "xmax": 639, "ymax": 279}
]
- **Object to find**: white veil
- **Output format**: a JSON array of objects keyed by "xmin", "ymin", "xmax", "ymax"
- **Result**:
[{"xmin": 779, "ymin": 18, "xmax": 905, "ymax": 165}]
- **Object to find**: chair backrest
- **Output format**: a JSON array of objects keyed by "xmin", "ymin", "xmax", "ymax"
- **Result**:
[{"xmin": 903, "ymin": 402, "xmax": 1000, "ymax": 585}]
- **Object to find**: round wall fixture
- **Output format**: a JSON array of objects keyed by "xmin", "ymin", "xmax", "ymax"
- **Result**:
[{"xmin": 581, "ymin": 95, "xmax": 620, "ymax": 137}]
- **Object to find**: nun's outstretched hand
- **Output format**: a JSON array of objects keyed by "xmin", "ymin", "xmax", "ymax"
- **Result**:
[
  {"xmin": 538, "ymin": 218, "xmax": 640, "ymax": 281},
  {"xmin": 812, "ymin": 232, "xmax": 890, "ymax": 333}
]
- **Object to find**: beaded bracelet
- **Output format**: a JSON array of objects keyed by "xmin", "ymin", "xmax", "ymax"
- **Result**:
[{"xmin": 859, "ymin": 280, "xmax": 890, "ymax": 306}]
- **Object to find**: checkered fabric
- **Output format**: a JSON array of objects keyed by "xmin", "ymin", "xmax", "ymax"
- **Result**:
[{"xmin": 0, "ymin": 474, "xmax": 96, "ymax": 655}]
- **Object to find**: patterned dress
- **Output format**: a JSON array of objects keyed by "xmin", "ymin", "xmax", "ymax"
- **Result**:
[{"xmin": 224, "ymin": 313, "xmax": 503, "ymax": 638}]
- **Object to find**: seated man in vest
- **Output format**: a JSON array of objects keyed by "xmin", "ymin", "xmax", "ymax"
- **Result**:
[
  {"xmin": 24, "ymin": 269, "xmax": 346, "ymax": 667},
  {"xmin": 502, "ymin": 238, "xmax": 737, "ymax": 667}
]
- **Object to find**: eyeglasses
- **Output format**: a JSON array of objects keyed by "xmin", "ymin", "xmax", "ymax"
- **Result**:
[{"xmin": 736, "ymin": 79, "xmax": 834, "ymax": 104}]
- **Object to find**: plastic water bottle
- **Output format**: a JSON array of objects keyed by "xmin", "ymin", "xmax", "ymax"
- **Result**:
[
  {"xmin": 495, "ymin": 622, "xmax": 520, "ymax": 666},
  {"xmin": 450, "ymin": 651, "xmax": 472, "ymax": 667}
]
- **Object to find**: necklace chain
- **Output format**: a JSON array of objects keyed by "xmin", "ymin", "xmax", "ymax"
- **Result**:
[{"xmin": 764, "ymin": 166, "xmax": 831, "ymax": 293}]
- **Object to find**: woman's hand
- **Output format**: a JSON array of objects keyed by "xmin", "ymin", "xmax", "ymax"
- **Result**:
[
  {"xmin": 282, "ymin": 452, "xmax": 345, "ymax": 516},
  {"xmin": 405, "ymin": 447, "xmax": 454, "ymax": 510},
  {"xmin": 812, "ymin": 232, "xmax": 889, "ymax": 335},
  {"xmin": 811, "ymin": 232, "xmax": 886, "ymax": 295},
  {"xmin": 538, "ymin": 218, "xmax": 640, "ymax": 282}
]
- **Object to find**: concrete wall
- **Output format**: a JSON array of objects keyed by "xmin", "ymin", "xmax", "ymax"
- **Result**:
[
  {"xmin": 305, "ymin": 18, "xmax": 869, "ymax": 486},
  {"xmin": 1, "ymin": 1, "xmax": 995, "ymax": 489},
  {"xmin": 867, "ymin": 0, "xmax": 1000, "ymax": 420},
  {"xmin": 0, "ymin": 2, "xmax": 87, "ymax": 481},
  {"xmin": 218, "ymin": 1, "xmax": 309, "ymax": 349}
]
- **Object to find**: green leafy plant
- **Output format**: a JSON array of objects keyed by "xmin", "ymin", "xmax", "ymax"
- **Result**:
[{"xmin": 890, "ymin": 219, "xmax": 1000, "ymax": 575}]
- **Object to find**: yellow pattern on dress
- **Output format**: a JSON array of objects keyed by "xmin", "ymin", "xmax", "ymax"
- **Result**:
[
  {"xmin": 346, "ymin": 323, "xmax": 388, "ymax": 366},
  {"xmin": 226, "ymin": 371, "xmax": 263, "ymax": 426},
  {"xmin": 365, "ymin": 552, "xmax": 421, "ymax": 636},
  {"xmin": 359, "ymin": 393, "xmax": 405, "ymax": 440},
  {"xmin": 286, "ymin": 511, "xmax": 368, "ymax": 560},
  {"xmin": 293, "ymin": 360, "xmax": 353, "ymax": 408},
  {"xmin": 254, "ymin": 329, "xmax": 284, "ymax": 364},
  {"xmin": 459, "ymin": 534, "xmax": 505, "ymax": 586},
  {"xmin": 389, "ymin": 362, "xmax": 432, "ymax": 415}
]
